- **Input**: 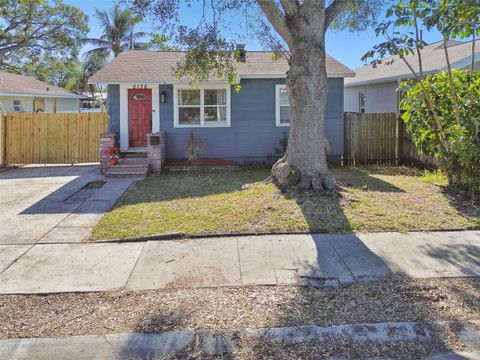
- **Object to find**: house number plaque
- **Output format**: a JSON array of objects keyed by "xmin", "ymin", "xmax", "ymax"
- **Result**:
[{"xmin": 133, "ymin": 84, "xmax": 147, "ymax": 89}]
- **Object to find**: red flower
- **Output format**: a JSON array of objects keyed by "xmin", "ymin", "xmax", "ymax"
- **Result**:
[{"xmin": 109, "ymin": 157, "xmax": 118, "ymax": 165}]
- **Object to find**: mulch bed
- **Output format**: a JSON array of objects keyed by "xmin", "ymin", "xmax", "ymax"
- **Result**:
[
  {"xmin": 1, "ymin": 275, "xmax": 479, "ymax": 341},
  {"xmin": 165, "ymin": 158, "xmax": 240, "ymax": 170}
]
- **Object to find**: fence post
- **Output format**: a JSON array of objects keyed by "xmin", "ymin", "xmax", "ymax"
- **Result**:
[
  {"xmin": 396, "ymin": 115, "xmax": 404, "ymax": 165},
  {"xmin": 0, "ymin": 114, "xmax": 6, "ymax": 166}
]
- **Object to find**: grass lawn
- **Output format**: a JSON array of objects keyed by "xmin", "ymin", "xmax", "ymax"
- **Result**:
[{"xmin": 90, "ymin": 166, "xmax": 480, "ymax": 240}]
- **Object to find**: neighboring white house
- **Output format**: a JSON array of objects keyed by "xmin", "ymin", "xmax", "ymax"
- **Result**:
[
  {"xmin": 0, "ymin": 71, "xmax": 86, "ymax": 114},
  {"xmin": 345, "ymin": 40, "xmax": 480, "ymax": 114}
]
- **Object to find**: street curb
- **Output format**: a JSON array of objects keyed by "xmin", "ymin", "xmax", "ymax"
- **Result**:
[
  {"xmin": 89, "ymin": 227, "xmax": 480, "ymax": 244},
  {"xmin": 1, "ymin": 320, "xmax": 478, "ymax": 359}
]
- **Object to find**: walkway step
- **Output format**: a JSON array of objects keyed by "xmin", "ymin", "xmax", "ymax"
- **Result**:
[
  {"xmin": 105, "ymin": 163, "xmax": 149, "ymax": 179},
  {"xmin": 1, "ymin": 321, "xmax": 478, "ymax": 359}
]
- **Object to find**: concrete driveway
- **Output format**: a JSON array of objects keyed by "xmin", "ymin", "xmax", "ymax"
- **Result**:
[{"xmin": 0, "ymin": 165, "xmax": 133, "ymax": 245}]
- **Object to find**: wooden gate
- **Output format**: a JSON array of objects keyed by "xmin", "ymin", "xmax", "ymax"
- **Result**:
[{"xmin": 0, "ymin": 112, "xmax": 108, "ymax": 165}]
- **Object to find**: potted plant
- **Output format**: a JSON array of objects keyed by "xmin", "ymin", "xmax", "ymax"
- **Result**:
[{"xmin": 104, "ymin": 146, "xmax": 120, "ymax": 165}]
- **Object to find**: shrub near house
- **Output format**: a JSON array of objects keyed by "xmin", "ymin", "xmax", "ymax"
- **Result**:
[{"xmin": 402, "ymin": 70, "xmax": 480, "ymax": 200}]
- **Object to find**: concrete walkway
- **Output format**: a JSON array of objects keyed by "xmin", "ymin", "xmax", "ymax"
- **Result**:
[
  {"xmin": 0, "ymin": 231, "xmax": 479, "ymax": 294},
  {"xmin": 0, "ymin": 165, "xmax": 134, "ymax": 245},
  {"xmin": 1, "ymin": 320, "xmax": 479, "ymax": 359}
]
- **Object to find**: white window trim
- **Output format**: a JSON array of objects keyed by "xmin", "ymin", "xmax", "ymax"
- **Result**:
[
  {"xmin": 359, "ymin": 92, "xmax": 367, "ymax": 113},
  {"xmin": 275, "ymin": 84, "xmax": 290, "ymax": 127},
  {"xmin": 173, "ymin": 84, "xmax": 231, "ymax": 128},
  {"xmin": 13, "ymin": 99, "xmax": 22, "ymax": 112}
]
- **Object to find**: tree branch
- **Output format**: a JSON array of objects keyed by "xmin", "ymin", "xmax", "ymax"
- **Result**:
[
  {"xmin": 325, "ymin": 0, "xmax": 351, "ymax": 29},
  {"xmin": 278, "ymin": 0, "xmax": 298, "ymax": 16},
  {"xmin": 257, "ymin": 0, "xmax": 294, "ymax": 48}
]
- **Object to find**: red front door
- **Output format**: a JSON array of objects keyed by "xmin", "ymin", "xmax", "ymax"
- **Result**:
[{"xmin": 128, "ymin": 88, "xmax": 152, "ymax": 148}]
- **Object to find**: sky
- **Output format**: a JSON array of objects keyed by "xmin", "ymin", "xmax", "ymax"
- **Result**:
[{"xmin": 65, "ymin": 0, "xmax": 452, "ymax": 71}]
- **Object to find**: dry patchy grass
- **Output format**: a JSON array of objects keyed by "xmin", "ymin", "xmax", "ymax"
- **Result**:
[{"xmin": 91, "ymin": 166, "xmax": 479, "ymax": 240}]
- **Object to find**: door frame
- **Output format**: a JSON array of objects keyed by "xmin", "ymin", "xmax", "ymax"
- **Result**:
[{"xmin": 119, "ymin": 83, "xmax": 160, "ymax": 152}]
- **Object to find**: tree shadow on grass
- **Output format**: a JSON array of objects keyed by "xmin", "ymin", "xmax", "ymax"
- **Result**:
[
  {"xmin": 441, "ymin": 187, "xmax": 480, "ymax": 227},
  {"xmin": 118, "ymin": 166, "xmax": 405, "ymax": 207}
]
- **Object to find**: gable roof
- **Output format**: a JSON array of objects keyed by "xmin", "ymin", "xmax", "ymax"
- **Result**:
[
  {"xmin": 89, "ymin": 50, "xmax": 355, "ymax": 84},
  {"xmin": 345, "ymin": 39, "xmax": 480, "ymax": 87},
  {"xmin": 0, "ymin": 71, "xmax": 85, "ymax": 99}
]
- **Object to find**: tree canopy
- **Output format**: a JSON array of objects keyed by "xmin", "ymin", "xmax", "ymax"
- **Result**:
[
  {"xmin": 0, "ymin": 0, "xmax": 88, "ymax": 72},
  {"xmin": 124, "ymin": 0, "xmax": 385, "ymax": 194}
]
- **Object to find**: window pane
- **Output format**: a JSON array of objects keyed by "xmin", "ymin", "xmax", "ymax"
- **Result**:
[
  {"xmin": 178, "ymin": 89, "xmax": 200, "ymax": 105},
  {"xmin": 204, "ymin": 106, "xmax": 227, "ymax": 122},
  {"xmin": 280, "ymin": 106, "xmax": 290, "ymax": 124},
  {"xmin": 204, "ymin": 89, "xmax": 227, "ymax": 105},
  {"xmin": 279, "ymin": 87, "xmax": 289, "ymax": 106},
  {"xmin": 179, "ymin": 107, "xmax": 200, "ymax": 124},
  {"xmin": 359, "ymin": 93, "xmax": 366, "ymax": 107}
]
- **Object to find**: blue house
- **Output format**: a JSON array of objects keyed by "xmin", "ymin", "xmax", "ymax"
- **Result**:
[{"xmin": 89, "ymin": 50, "xmax": 354, "ymax": 164}]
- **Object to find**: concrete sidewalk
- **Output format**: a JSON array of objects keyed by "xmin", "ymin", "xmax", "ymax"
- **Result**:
[{"xmin": 0, "ymin": 230, "xmax": 479, "ymax": 294}]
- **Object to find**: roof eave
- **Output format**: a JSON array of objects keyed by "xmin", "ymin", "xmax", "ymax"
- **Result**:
[
  {"xmin": 89, "ymin": 72, "xmax": 356, "ymax": 84},
  {"xmin": 0, "ymin": 92, "xmax": 86, "ymax": 99}
]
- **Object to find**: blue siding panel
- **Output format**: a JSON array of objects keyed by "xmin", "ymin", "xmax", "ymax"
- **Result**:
[
  {"xmin": 107, "ymin": 84, "xmax": 120, "ymax": 135},
  {"xmin": 160, "ymin": 78, "xmax": 344, "ymax": 164},
  {"xmin": 109, "ymin": 79, "xmax": 344, "ymax": 164}
]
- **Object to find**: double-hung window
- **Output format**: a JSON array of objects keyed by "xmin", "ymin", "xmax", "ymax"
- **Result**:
[
  {"xmin": 13, "ymin": 100, "xmax": 21, "ymax": 112},
  {"xmin": 275, "ymin": 85, "xmax": 290, "ymax": 127},
  {"xmin": 174, "ymin": 85, "xmax": 230, "ymax": 127},
  {"xmin": 359, "ymin": 92, "xmax": 367, "ymax": 113}
]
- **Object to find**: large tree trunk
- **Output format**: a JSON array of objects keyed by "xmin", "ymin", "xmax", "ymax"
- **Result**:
[{"xmin": 271, "ymin": 7, "xmax": 335, "ymax": 194}]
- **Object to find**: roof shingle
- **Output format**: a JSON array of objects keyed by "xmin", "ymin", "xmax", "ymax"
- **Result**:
[
  {"xmin": 0, "ymin": 71, "xmax": 84, "ymax": 98},
  {"xmin": 89, "ymin": 51, "xmax": 355, "ymax": 83},
  {"xmin": 345, "ymin": 40, "xmax": 480, "ymax": 86}
]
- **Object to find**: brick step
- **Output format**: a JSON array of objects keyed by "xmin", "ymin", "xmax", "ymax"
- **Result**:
[
  {"xmin": 121, "ymin": 152, "xmax": 148, "ymax": 158},
  {"xmin": 104, "ymin": 174, "xmax": 147, "ymax": 180},
  {"xmin": 117, "ymin": 160, "xmax": 150, "ymax": 167},
  {"xmin": 105, "ymin": 166, "xmax": 149, "ymax": 174}
]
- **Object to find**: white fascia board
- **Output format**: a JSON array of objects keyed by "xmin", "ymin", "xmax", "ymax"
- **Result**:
[{"xmin": 0, "ymin": 92, "xmax": 86, "ymax": 99}]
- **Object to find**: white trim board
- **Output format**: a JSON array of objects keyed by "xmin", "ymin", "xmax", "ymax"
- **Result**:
[{"xmin": 119, "ymin": 83, "xmax": 160, "ymax": 152}]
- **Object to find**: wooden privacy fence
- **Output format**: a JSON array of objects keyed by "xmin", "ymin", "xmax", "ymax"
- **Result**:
[
  {"xmin": 0, "ymin": 112, "xmax": 108, "ymax": 165},
  {"xmin": 344, "ymin": 112, "xmax": 438, "ymax": 168}
]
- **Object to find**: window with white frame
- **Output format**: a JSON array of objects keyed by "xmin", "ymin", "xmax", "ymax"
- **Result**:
[
  {"xmin": 13, "ymin": 100, "xmax": 21, "ymax": 112},
  {"xmin": 275, "ymin": 85, "xmax": 290, "ymax": 126},
  {"xmin": 359, "ymin": 92, "xmax": 367, "ymax": 113},
  {"xmin": 174, "ymin": 86, "xmax": 230, "ymax": 127}
]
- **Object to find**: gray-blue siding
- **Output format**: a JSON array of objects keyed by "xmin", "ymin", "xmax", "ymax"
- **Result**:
[
  {"xmin": 108, "ymin": 78, "xmax": 344, "ymax": 164},
  {"xmin": 107, "ymin": 84, "xmax": 120, "ymax": 134}
]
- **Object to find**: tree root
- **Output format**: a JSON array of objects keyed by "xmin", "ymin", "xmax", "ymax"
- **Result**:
[{"xmin": 271, "ymin": 159, "xmax": 338, "ymax": 198}]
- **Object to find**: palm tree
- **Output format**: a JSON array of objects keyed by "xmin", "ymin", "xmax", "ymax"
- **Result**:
[{"xmin": 84, "ymin": 4, "xmax": 146, "ymax": 60}]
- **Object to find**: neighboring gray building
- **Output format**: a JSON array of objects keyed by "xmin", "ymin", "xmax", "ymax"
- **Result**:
[
  {"xmin": 0, "ymin": 71, "xmax": 85, "ymax": 113},
  {"xmin": 345, "ymin": 40, "xmax": 480, "ymax": 114},
  {"xmin": 89, "ymin": 50, "xmax": 354, "ymax": 164}
]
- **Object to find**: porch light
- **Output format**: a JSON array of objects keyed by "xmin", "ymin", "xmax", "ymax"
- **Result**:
[{"xmin": 160, "ymin": 91, "xmax": 167, "ymax": 103}]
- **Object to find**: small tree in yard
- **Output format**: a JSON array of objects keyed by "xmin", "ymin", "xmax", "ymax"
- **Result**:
[
  {"xmin": 125, "ymin": 0, "xmax": 384, "ymax": 195},
  {"xmin": 364, "ymin": 0, "xmax": 480, "ymax": 201}
]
